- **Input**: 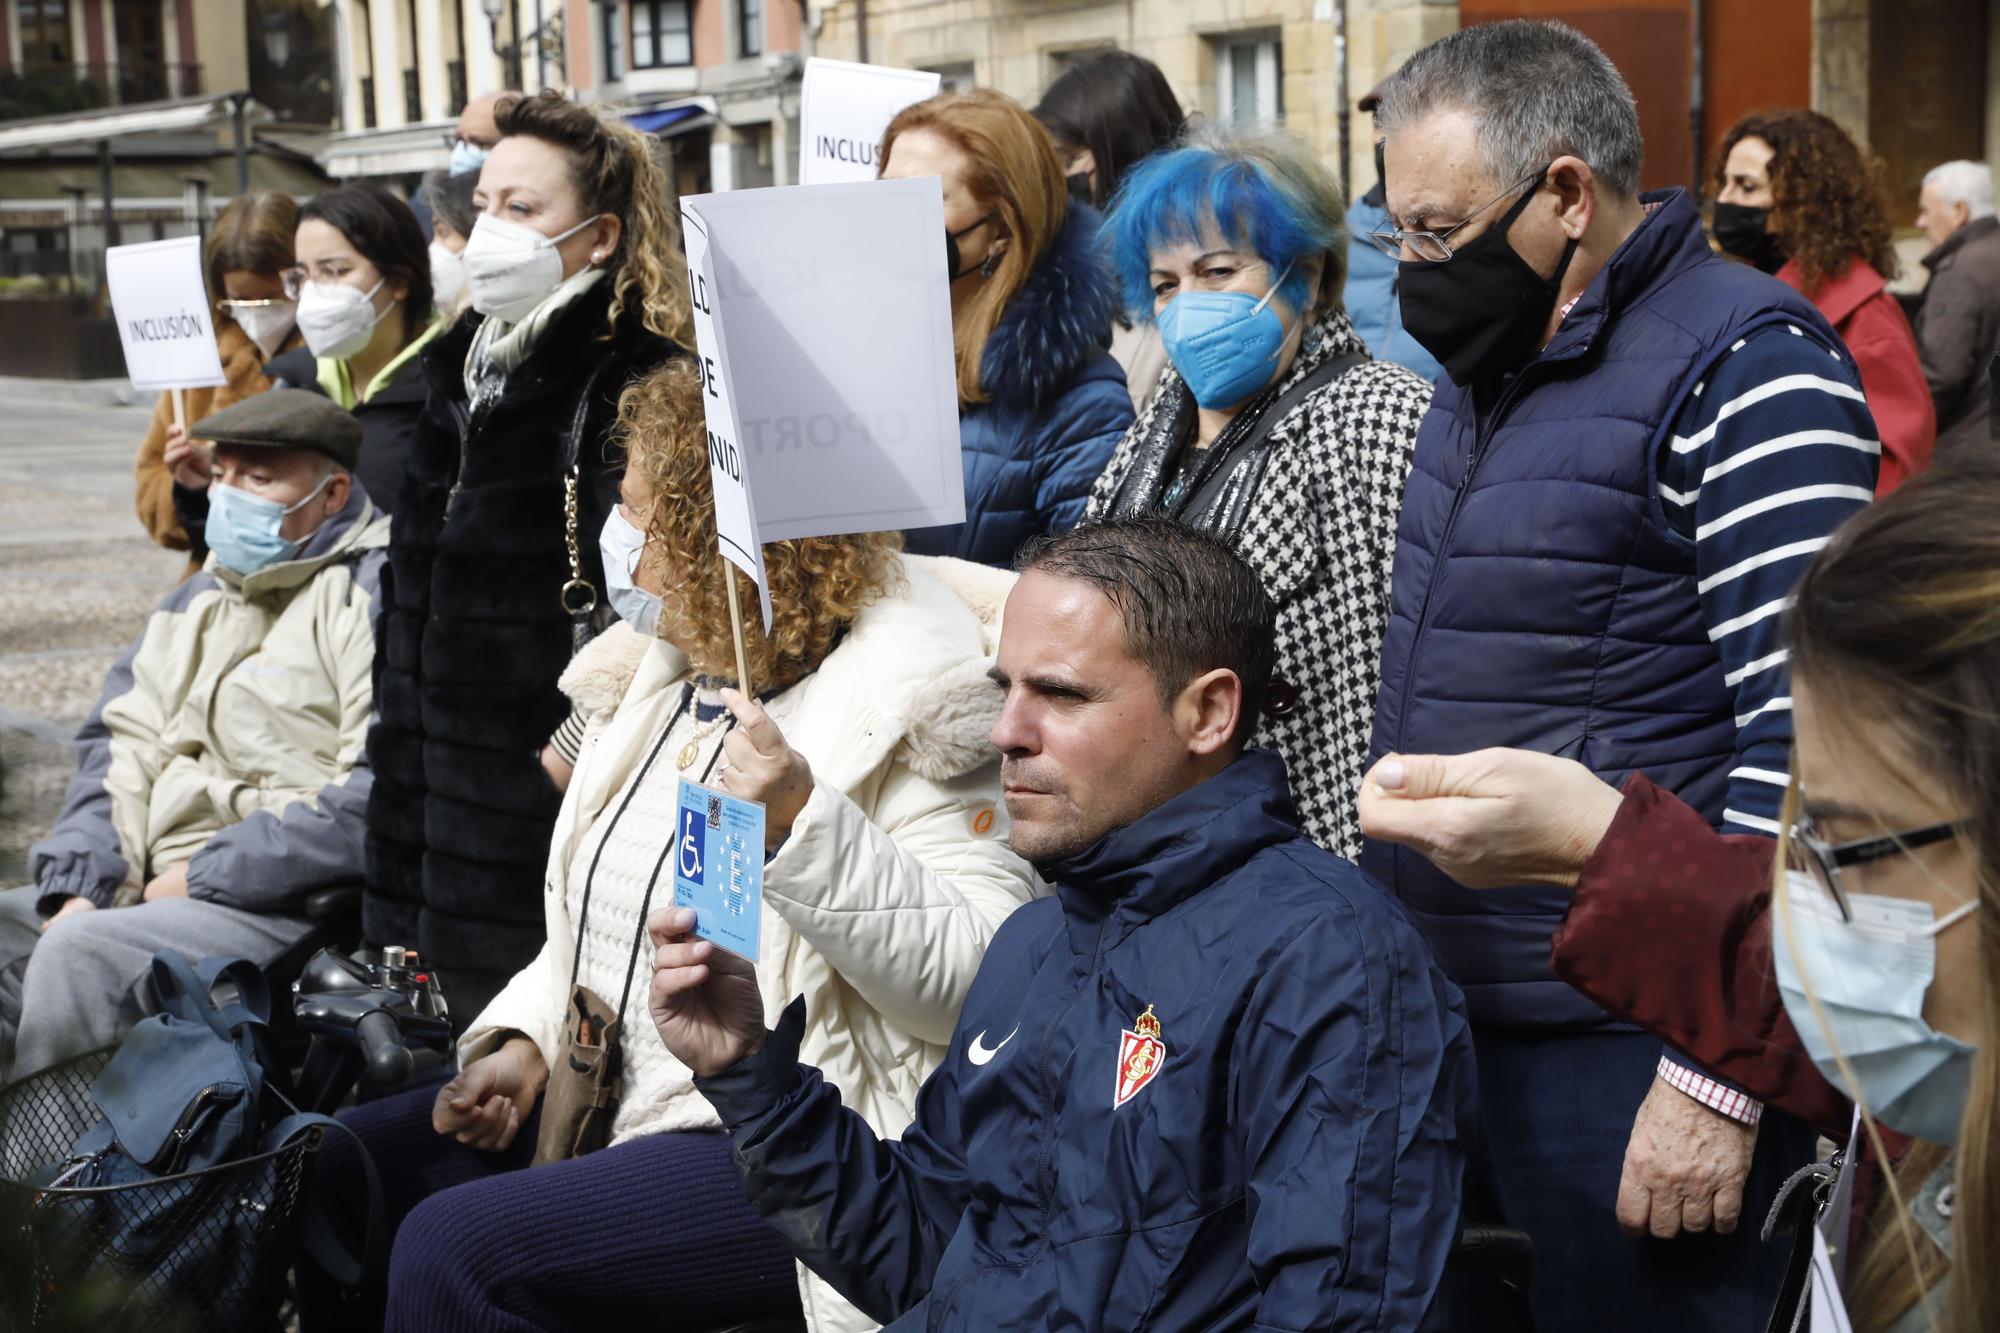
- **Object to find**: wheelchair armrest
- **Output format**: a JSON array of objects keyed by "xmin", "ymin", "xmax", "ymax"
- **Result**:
[
  {"xmin": 1449, "ymin": 1224, "xmax": 1535, "ymax": 1290},
  {"xmin": 302, "ymin": 883, "xmax": 364, "ymax": 928}
]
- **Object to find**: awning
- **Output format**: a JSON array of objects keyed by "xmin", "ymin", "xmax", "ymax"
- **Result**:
[
  {"xmin": 319, "ymin": 119, "xmax": 455, "ymax": 180},
  {"xmin": 0, "ymin": 93, "xmax": 271, "ymax": 155},
  {"xmin": 620, "ymin": 97, "xmax": 716, "ymax": 139}
]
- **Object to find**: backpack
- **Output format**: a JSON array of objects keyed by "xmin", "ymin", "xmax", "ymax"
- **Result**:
[{"xmin": 25, "ymin": 952, "xmax": 381, "ymax": 1327}]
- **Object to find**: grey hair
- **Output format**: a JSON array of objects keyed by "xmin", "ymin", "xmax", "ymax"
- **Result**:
[
  {"xmin": 1373, "ymin": 19, "xmax": 1644, "ymax": 199},
  {"xmin": 1924, "ymin": 160, "xmax": 1997, "ymax": 220}
]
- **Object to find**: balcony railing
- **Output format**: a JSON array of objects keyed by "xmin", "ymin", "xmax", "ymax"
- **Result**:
[{"xmin": 0, "ymin": 61, "xmax": 204, "ymax": 123}]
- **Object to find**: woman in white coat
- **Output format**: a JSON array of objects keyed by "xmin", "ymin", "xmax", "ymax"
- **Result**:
[{"xmin": 307, "ymin": 359, "xmax": 1036, "ymax": 1333}]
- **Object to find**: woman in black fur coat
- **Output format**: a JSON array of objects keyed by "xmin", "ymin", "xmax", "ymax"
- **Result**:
[{"xmin": 363, "ymin": 91, "xmax": 689, "ymax": 1025}]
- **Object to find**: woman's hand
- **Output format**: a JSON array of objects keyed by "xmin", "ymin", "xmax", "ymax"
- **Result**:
[
  {"xmin": 162, "ymin": 425, "xmax": 212, "ymax": 490},
  {"xmin": 1357, "ymin": 748, "xmax": 1625, "ymax": 889},
  {"xmin": 716, "ymin": 688, "xmax": 814, "ymax": 851},
  {"xmin": 432, "ymin": 1036, "xmax": 548, "ymax": 1151}
]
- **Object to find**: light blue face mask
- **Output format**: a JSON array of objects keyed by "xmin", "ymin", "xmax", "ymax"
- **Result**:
[
  {"xmin": 1775, "ymin": 870, "xmax": 1980, "ymax": 1144},
  {"xmin": 449, "ymin": 139, "xmax": 489, "ymax": 177},
  {"xmin": 1155, "ymin": 259, "xmax": 1296, "ymax": 410},
  {"xmin": 207, "ymin": 475, "xmax": 332, "ymax": 576},
  {"xmin": 599, "ymin": 507, "xmax": 663, "ymax": 637}
]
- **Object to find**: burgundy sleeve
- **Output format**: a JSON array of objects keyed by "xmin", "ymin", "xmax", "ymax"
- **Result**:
[{"xmin": 1550, "ymin": 773, "xmax": 1852, "ymax": 1137}]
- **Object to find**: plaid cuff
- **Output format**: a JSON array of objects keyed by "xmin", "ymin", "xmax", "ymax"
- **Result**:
[{"xmin": 1658, "ymin": 1054, "xmax": 1764, "ymax": 1125}]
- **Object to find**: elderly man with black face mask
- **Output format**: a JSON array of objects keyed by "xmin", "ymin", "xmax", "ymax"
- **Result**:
[
  {"xmin": 1358, "ymin": 19, "xmax": 1882, "ymax": 1333},
  {"xmin": 645, "ymin": 518, "xmax": 1474, "ymax": 1332}
]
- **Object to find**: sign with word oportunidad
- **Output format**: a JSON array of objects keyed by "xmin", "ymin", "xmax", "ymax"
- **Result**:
[
  {"xmin": 104, "ymin": 236, "xmax": 228, "ymax": 392},
  {"xmin": 798, "ymin": 57, "xmax": 941, "ymax": 186},
  {"xmin": 682, "ymin": 178, "xmax": 964, "ymax": 544},
  {"xmin": 681, "ymin": 201, "xmax": 774, "ymax": 632}
]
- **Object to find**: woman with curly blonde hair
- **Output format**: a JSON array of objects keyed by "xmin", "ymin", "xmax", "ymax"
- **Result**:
[
  {"xmin": 314, "ymin": 358, "xmax": 1037, "ymax": 1332},
  {"xmin": 364, "ymin": 91, "xmax": 693, "ymax": 1025},
  {"xmin": 1713, "ymin": 109, "xmax": 1935, "ymax": 493}
]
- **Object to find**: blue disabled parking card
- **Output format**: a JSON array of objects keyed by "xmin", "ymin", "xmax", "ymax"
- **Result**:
[{"xmin": 673, "ymin": 778, "xmax": 765, "ymax": 962}]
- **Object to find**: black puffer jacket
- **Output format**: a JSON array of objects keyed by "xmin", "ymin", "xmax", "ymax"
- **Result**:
[
  {"xmin": 264, "ymin": 345, "xmax": 426, "ymax": 518},
  {"xmin": 363, "ymin": 280, "xmax": 684, "ymax": 1024}
]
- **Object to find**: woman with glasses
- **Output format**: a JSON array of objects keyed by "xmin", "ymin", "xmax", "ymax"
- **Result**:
[
  {"xmin": 1359, "ymin": 462, "xmax": 2000, "ymax": 1333},
  {"xmin": 259, "ymin": 182, "xmax": 442, "ymax": 518},
  {"xmin": 1085, "ymin": 124, "xmax": 1431, "ymax": 856},
  {"xmin": 134, "ymin": 189, "xmax": 303, "ymax": 577}
]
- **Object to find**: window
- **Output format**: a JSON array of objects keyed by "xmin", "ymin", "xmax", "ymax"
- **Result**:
[
  {"xmin": 17, "ymin": 0, "xmax": 72, "ymax": 67},
  {"xmin": 738, "ymin": 0, "xmax": 762, "ymax": 58},
  {"xmin": 601, "ymin": 0, "xmax": 622, "ymax": 82},
  {"xmin": 925, "ymin": 62, "xmax": 975, "ymax": 94},
  {"xmin": 632, "ymin": 0, "xmax": 691, "ymax": 68},
  {"xmin": 1213, "ymin": 32, "xmax": 1282, "ymax": 127}
]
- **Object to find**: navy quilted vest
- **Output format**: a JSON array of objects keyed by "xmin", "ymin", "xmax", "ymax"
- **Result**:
[{"xmin": 1362, "ymin": 191, "xmax": 1845, "ymax": 1029}]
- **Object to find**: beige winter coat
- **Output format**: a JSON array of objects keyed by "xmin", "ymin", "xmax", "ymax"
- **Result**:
[{"xmin": 460, "ymin": 554, "xmax": 1036, "ymax": 1333}]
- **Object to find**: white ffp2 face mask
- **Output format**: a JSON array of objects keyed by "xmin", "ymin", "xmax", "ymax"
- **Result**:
[
  {"xmin": 429, "ymin": 240, "xmax": 467, "ymax": 310},
  {"xmin": 296, "ymin": 277, "xmax": 390, "ymax": 360},
  {"xmin": 227, "ymin": 302, "xmax": 297, "ymax": 360},
  {"xmin": 460, "ymin": 213, "xmax": 604, "ymax": 325}
]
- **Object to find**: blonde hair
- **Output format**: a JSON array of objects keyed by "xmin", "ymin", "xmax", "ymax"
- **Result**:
[
  {"xmin": 615, "ymin": 359, "xmax": 902, "ymax": 694},
  {"xmin": 494, "ymin": 91, "xmax": 692, "ymax": 344},
  {"xmin": 1776, "ymin": 462, "xmax": 2000, "ymax": 1333},
  {"xmin": 879, "ymin": 90, "xmax": 1068, "ymax": 406}
]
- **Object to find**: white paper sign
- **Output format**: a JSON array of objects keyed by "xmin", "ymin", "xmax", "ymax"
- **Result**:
[
  {"xmin": 681, "ymin": 203, "xmax": 773, "ymax": 632},
  {"xmin": 799, "ymin": 57, "xmax": 941, "ymax": 186},
  {"xmin": 1808, "ymin": 1227, "xmax": 1856, "ymax": 1333},
  {"xmin": 105, "ymin": 235, "xmax": 227, "ymax": 392},
  {"xmin": 683, "ymin": 178, "xmax": 964, "ymax": 544}
]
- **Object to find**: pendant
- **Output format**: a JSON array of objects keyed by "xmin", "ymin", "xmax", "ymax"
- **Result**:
[{"xmin": 677, "ymin": 740, "xmax": 699, "ymax": 770}]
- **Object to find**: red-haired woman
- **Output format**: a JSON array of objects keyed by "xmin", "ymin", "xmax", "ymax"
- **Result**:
[{"xmin": 1713, "ymin": 110, "xmax": 1935, "ymax": 494}]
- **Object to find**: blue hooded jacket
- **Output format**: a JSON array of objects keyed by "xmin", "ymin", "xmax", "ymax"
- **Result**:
[
  {"xmin": 697, "ymin": 749, "xmax": 1473, "ymax": 1331},
  {"xmin": 1342, "ymin": 186, "xmax": 1445, "ymax": 383},
  {"xmin": 904, "ymin": 201, "xmax": 1134, "ymax": 567}
]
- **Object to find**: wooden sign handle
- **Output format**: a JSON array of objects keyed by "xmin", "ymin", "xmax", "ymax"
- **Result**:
[
  {"xmin": 723, "ymin": 555, "xmax": 753, "ymax": 698},
  {"xmin": 170, "ymin": 387, "xmax": 187, "ymax": 432}
]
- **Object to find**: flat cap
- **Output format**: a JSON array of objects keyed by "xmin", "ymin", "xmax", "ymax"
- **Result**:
[{"xmin": 189, "ymin": 388, "xmax": 363, "ymax": 471}]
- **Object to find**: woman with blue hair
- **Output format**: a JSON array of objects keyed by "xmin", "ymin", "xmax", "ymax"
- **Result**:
[{"xmin": 1086, "ymin": 124, "xmax": 1432, "ymax": 856}]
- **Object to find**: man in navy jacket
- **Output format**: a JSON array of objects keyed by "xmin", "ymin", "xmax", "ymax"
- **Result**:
[{"xmin": 648, "ymin": 518, "xmax": 1473, "ymax": 1331}]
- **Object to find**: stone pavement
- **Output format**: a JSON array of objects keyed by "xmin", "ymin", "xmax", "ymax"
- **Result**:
[{"xmin": 0, "ymin": 380, "xmax": 183, "ymax": 883}]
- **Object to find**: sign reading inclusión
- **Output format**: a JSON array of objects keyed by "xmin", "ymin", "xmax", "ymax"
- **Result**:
[
  {"xmin": 105, "ymin": 235, "xmax": 227, "ymax": 392},
  {"xmin": 798, "ymin": 58, "xmax": 941, "ymax": 187}
]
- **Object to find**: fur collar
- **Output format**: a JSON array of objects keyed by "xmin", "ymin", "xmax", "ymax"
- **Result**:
[
  {"xmin": 978, "ymin": 201, "xmax": 1118, "ymax": 414},
  {"xmin": 557, "ymin": 555, "xmax": 1016, "ymax": 783}
]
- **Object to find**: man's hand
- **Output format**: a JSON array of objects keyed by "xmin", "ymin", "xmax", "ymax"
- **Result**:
[
  {"xmin": 648, "ymin": 906, "xmax": 768, "ymax": 1079},
  {"xmin": 1357, "ymin": 749, "xmax": 1626, "ymax": 889},
  {"xmin": 717, "ymin": 688, "xmax": 814, "ymax": 851},
  {"xmin": 162, "ymin": 425, "xmax": 212, "ymax": 490},
  {"xmin": 41, "ymin": 896, "xmax": 96, "ymax": 932},
  {"xmin": 432, "ymin": 1036, "xmax": 548, "ymax": 1152},
  {"xmin": 1616, "ymin": 1075, "xmax": 1758, "ymax": 1238},
  {"xmin": 143, "ymin": 862, "xmax": 190, "ymax": 901}
]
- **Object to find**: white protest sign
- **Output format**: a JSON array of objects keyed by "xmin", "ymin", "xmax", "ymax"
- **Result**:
[
  {"xmin": 683, "ymin": 178, "xmax": 964, "ymax": 544},
  {"xmin": 680, "ymin": 203, "xmax": 773, "ymax": 632},
  {"xmin": 105, "ymin": 235, "xmax": 227, "ymax": 392},
  {"xmin": 799, "ymin": 57, "xmax": 941, "ymax": 186}
]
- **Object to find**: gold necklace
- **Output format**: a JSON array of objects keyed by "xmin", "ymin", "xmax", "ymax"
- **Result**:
[{"xmin": 676, "ymin": 713, "xmax": 731, "ymax": 770}]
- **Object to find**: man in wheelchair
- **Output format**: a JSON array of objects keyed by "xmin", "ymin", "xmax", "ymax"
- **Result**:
[{"xmin": 0, "ymin": 390, "xmax": 387, "ymax": 1082}]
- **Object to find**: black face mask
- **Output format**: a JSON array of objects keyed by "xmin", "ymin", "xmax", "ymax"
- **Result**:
[
  {"xmin": 1397, "ymin": 169, "xmax": 1579, "ymax": 386},
  {"xmin": 1711, "ymin": 202, "xmax": 1786, "ymax": 273},
  {"xmin": 1064, "ymin": 171, "xmax": 1098, "ymax": 206},
  {"xmin": 945, "ymin": 212, "xmax": 996, "ymax": 281},
  {"xmin": 1392, "ymin": 167, "xmax": 1576, "ymax": 384}
]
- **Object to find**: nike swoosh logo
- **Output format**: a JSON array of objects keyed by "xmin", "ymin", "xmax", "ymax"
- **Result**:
[{"xmin": 968, "ymin": 1026, "xmax": 1017, "ymax": 1067}]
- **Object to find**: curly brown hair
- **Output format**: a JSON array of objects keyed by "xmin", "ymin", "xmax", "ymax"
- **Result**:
[
  {"xmin": 495, "ymin": 91, "xmax": 692, "ymax": 344},
  {"xmin": 1712, "ymin": 108, "xmax": 1898, "ymax": 294},
  {"xmin": 616, "ymin": 359, "xmax": 903, "ymax": 693}
]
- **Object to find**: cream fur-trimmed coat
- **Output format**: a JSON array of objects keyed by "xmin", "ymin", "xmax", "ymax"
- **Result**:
[{"xmin": 460, "ymin": 555, "xmax": 1035, "ymax": 1333}]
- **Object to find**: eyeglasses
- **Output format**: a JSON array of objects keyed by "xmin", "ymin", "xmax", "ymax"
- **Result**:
[
  {"xmin": 1367, "ymin": 164, "xmax": 1550, "ymax": 263},
  {"xmin": 1787, "ymin": 813, "xmax": 1965, "ymax": 922},
  {"xmin": 216, "ymin": 297, "xmax": 294, "ymax": 312}
]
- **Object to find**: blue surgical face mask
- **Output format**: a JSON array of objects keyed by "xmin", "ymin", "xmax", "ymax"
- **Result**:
[
  {"xmin": 599, "ymin": 507, "xmax": 663, "ymax": 636},
  {"xmin": 1155, "ymin": 259, "xmax": 1297, "ymax": 409},
  {"xmin": 449, "ymin": 139, "xmax": 489, "ymax": 177},
  {"xmin": 207, "ymin": 474, "xmax": 332, "ymax": 576},
  {"xmin": 1775, "ymin": 870, "xmax": 1980, "ymax": 1143}
]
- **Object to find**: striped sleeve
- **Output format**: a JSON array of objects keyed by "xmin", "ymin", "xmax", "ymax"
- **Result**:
[{"xmin": 1659, "ymin": 323, "xmax": 1880, "ymax": 836}]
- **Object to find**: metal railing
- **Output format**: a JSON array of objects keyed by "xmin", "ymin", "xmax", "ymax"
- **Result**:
[{"xmin": 0, "ymin": 61, "xmax": 204, "ymax": 122}]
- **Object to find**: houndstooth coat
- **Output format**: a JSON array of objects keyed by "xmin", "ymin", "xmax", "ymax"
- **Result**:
[{"xmin": 1087, "ymin": 309, "xmax": 1429, "ymax": 857}]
